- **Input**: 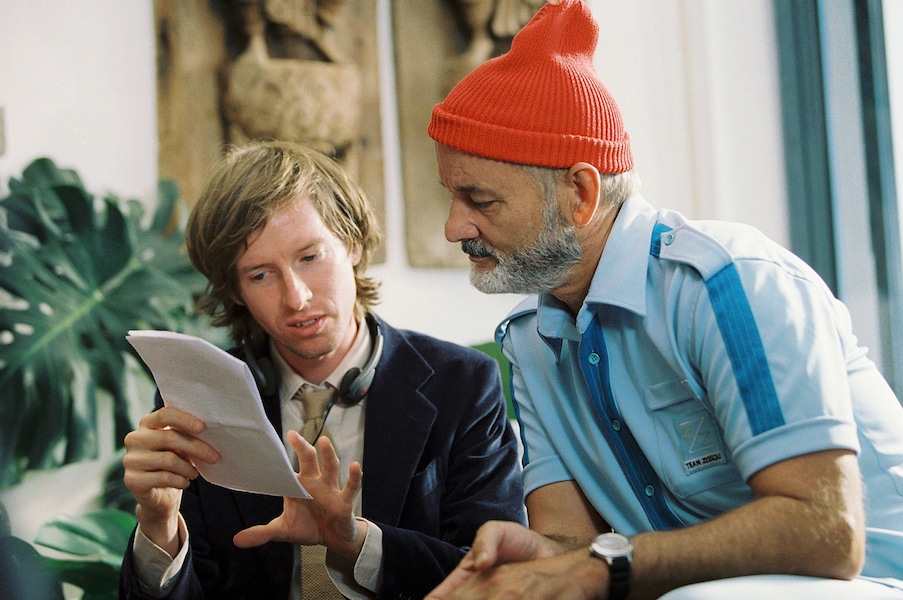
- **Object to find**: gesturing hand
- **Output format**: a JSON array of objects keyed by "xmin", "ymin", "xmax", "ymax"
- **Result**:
[{"xmin": 232, "ymin": 431, "xmax": 366, "ymax": 560}]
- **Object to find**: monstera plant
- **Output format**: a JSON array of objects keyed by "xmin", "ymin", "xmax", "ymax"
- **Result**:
[{"xmin": 0, "ymin": 157, "xmax": 220, "ymax": 488}]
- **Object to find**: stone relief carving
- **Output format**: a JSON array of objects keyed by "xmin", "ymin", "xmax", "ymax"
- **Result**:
[
  {"xmin": 156, "ymin": 0, "xmax": 382, "ymax": 258},
  {"xmin": 445, "ymin": 0, "xmax": 543, "ymax": 89},
  {"xmin": 225, "ymin": 0, "xmax": 362, "ymax": 167},
  {"xmin": 393, "ymin": 0, "xmax": 542, "ymax": 268}
]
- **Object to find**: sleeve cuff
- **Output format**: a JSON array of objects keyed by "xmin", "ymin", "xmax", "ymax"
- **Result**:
[
  {"xmin": 326, "ymin": 517, "xmax": 383, "ymax": 598},
  {"xmin": 132, "ymin": 514, "xmax": 189, "ymax": 597}
]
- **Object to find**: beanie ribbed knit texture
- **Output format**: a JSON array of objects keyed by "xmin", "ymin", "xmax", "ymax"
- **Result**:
[{"xmin": 428, "ymin": 0, "xmax": 632, "ymax": 173}]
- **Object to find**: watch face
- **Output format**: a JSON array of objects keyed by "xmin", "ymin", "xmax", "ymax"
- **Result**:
[{"xmin": 591, "ymin": 533, "xmax": 633, "ymax": 558}]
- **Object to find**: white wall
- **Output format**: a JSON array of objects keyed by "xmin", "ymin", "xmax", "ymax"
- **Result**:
[
  {"xmin": 0, "ymin": 1, "xmax": 158, "ymax": 203},
  {"xmin": 887, "ymin": 1, "xmax": 903, "ymax": 238},
  {"xmin": 588, "ymin": 0, "xmax": 788, "ymax": 244}
]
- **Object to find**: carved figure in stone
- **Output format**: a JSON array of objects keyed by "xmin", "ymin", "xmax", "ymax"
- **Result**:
[
  {"xmin": 225, "ymin": 0, "xmax": 361, "ymax": 167},
  {"xmin": 445, "ymin": 0, "xmax": 544, "ymax": 88}
]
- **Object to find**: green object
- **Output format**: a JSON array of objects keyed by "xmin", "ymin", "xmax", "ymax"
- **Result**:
[
  {"xmin": 473, "ymin": 341, "xmax": 514, "ymax": 419},
  {"xmin": 0, "ymin": 157, "xmax": 219, "ymax": 487},
  {"xmin": 33, "ymin": 508, "xmax": 137, "ymax": 600}
]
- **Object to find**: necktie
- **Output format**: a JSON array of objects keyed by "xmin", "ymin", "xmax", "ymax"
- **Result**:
[
  {"xmin": 296, "ymin": 383, "xmax": 336, "ymax": 445},
  {"xmin": 290, "ymin": 384, "xmax": 343, "ymax": 599}
]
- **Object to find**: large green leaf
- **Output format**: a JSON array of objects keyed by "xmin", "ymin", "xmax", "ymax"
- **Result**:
[
  {"xmin": 34, "ymin": 508, "xmax": 137, "ymax": 600},
  {"xmin": 33, "ymin": 508, "xmax": 136, "ymax": 567},
  {"xmin": 0, "ymin": 158, "xmax": 215, "ymax": 487}
]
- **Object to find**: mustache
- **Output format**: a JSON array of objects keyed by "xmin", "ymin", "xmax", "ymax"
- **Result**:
[{"xmin": 461, "ymin": 238, "xmax": 496, "ymax": 258}]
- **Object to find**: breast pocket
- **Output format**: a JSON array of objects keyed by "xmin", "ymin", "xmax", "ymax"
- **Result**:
[
  {"xmin": 407, "ymin": 458, "xmax": 439, "ymax": 501},
  {"xmin": 644, "ymin": 379, "xmax": 742, "ymax": 499}
]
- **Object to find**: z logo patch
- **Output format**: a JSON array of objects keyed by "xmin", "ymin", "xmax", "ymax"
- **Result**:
[{"xmin": 675, "ymin": 411, "xmax": 726, "ymax": 475}]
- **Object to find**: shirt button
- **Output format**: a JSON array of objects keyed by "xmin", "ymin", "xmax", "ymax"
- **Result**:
[
  {"xmin": 611, "ymin": 419, "xmax": 621, "ymax": 431},
  {"xmin": 645, "ymin": 484, "xmax": 655, "ymax": 497},
  {"xmin": 588, "ymin": 352, "xmax": 600, "ymax": 365},
  {"xmin": 664, "ymin": 233, "xmax": 675, "ymax": 245}
]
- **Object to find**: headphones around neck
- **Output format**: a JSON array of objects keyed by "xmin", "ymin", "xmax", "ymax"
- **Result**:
[{"xmin": 242, "ymin": 313, "xmax": 384, "ymax": 405}]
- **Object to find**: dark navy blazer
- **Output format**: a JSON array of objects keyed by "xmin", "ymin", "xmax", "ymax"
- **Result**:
[{"xmin": 119, "ymin": 316, "xmax": 526, "ymax": 599}]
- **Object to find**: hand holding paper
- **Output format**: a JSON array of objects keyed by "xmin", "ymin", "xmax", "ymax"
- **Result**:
[{"xmin": 127, "ymin": 330, "xmax": 309, "ymax": 499}]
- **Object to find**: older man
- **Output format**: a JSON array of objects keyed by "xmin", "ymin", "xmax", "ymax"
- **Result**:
[{"xmin": 426, "ymin": 1, "xmax": 903, "ymax": 598}]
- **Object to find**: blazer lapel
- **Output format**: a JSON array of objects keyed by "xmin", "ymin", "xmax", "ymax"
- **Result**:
[{"xmin": 361, "ymin": 324, "xmax": 438, "ymax": 526}]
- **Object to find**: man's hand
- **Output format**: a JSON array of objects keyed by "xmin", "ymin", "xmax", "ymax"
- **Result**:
[
  {"xmin": 426, "ymin": 544, "xmax": 610, "ymax": 600},
  {"xmin": 232, "ymin": 431, "xmax": 366, "ymax": 560},
  {"xmin": 122, "ymin": 406, "xmax": 220, "ymax": 556},
  {"xmin": 426, "ymin": 520, "xmax": 584, "ymax": 599}
]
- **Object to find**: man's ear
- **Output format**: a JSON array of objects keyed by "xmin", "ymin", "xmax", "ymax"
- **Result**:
[
  {"xmin": 566, "ymin": 162, "xmax": 602, "ymax": 227},
  {"xmin": 349, "ymin": 243, "xmax": 363, "ymax": 267}
]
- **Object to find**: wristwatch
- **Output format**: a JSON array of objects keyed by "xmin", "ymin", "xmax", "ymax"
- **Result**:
[{"xmin": 589, "ymin": 532, "xmax": 633, "ymax": 600}]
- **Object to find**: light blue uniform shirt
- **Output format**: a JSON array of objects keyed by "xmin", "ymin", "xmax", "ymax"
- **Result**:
[{"xmin": 499, "ymin": 195, "xmax": 903, "ymax": 584}]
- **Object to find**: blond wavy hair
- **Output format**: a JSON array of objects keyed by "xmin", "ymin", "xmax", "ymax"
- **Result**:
[{"xmin": 186, "ymin": 141, "xmax": 383, "ymax": 343}]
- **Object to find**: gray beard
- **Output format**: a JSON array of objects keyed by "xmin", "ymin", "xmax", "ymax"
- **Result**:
[{"xmin": 462, "ymin": 215, "xmax": 582, "ymax": 295}]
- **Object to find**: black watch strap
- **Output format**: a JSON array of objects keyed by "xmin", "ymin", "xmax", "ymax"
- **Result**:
[{"xmin": 607, "ymin": 555, "xmax": 630, "ymax": 600}]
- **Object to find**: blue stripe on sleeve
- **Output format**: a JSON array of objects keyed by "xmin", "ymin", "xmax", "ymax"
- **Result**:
[{"xmin": 705, "ymin": 264, "xmax": 785, "ymax": 435}]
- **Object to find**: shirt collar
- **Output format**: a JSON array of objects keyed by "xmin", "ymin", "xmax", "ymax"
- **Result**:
[{"xmin": 536, "ymin": 194, "xmax": 658, "ymax": 343}]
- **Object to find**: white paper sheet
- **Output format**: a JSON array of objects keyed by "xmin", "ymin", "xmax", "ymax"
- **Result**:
[{"xmin": 126, "ymin": 330, "xmax": 310, "ymax": 499}]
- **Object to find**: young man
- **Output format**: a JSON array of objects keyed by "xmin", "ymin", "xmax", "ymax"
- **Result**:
[
  {"xmin": 425, "ymin": 1, "xmax": 903, "ymax": 598},
  {"xmin": 118, "ymin": 141, "xmax": 525, "ymax": 599}
]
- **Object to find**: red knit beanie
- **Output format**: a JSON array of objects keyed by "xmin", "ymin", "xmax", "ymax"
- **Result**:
[{"xmin": 428, "ymin": 0, "xmax": 632, "ymax": 173}]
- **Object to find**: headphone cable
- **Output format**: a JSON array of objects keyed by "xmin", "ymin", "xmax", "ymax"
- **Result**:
[{"xmin": 311, "ymin": 396, "xmax": 338, "ymax": 443}]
